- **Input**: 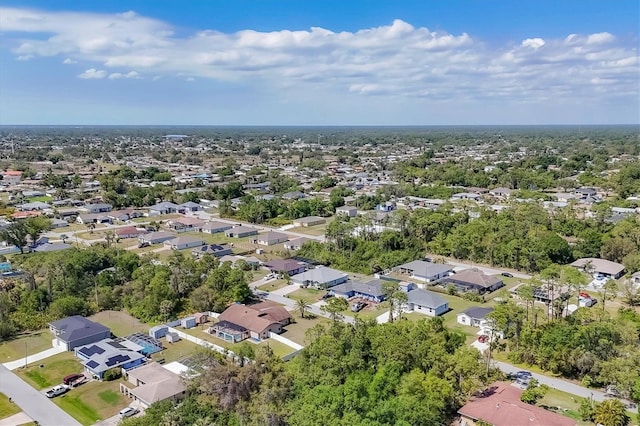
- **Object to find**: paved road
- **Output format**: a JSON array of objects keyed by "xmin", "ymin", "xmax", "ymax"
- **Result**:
[
  {"xmin": 0, "ymin": 364, "xmax": 81, "ymax": 426},
  {"xmin": 494, "ymin": 361, "xmax": 610, "ymax": 402},
  {"xmin": 0, "ymin": 412, "xmax": 32, "ymax": 426}
]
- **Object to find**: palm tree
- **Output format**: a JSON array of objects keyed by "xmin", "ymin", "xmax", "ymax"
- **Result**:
[
  {"xmin": 0, "ymin": 222, "xmax": 28, "ymax": 254},
  {"xmin": 594, "ymin": 398, "xmax": 629, "ymax": 426},
  {"xmin": 104, "ymin": 230, "xmax": 115, "ymax": 248},
  {"xmin": 295, "ymin": 298, "xmax": 310, "ymax": 319}
]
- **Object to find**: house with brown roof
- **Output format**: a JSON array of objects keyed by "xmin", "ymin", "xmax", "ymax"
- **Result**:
[
  {"xmin": 264, "ymin": 259, "xmax": 307, "ymax": 277},
  {"xmin": 166, "ymin": 216, "xmax": 205, "ymax": 233},
  {"xmin": 209, "ymin": 301, "xmax": 291, "ymax": 342},
  {"xmin": 458, "ymin": 381, "xmax": 576, "ymax": 426},
  {"xmin": 443, "ymin": 268, "xmax": 504, "ymax": 294},
  {"xmin": 116, "ymin": 226, "xmax": 148, "ymax": 239},
  {"xmin": 120, "ymin": 362, "xmax": 187, "ymax": 409}
]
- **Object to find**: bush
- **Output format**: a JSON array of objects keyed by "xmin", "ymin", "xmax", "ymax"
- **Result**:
[{"xmin": 103, "ymin": 368, "xmax": 122, "ymax": 381}]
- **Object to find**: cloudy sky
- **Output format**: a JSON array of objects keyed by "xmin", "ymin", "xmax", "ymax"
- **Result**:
[{"xmin": 0, "ymin": 0, "xmax": 638, "ymax": 125}]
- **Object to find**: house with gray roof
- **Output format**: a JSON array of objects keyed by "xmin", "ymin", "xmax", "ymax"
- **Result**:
[
  {"xmin": 178, "ymin": 201, "xmax": 202, "ymax": 213},
  {"xmin": 442, "ymin": 268, "xmax": 505, "ymax": 294},
  {"xmin": 225, "ymin": 225, "xmax": 258, "ymax": 238},
  {"xmin": 33, "ymin": 242, "xmax": 73, "ymax": 253},
  {"xmin": 49, "ymin": 316, "xmax": 111, "ymax": 351},
  {"xmin": 457, "ymin": 307, "xmax": 494, "ymax": 327},
  {"xmin": 81, "ymin": 203, "xmax": 113, "ymax": 214},
  {"xmin": 291, "ymin": 266, "xmax": 348, "ymax": 289},
  {"xmin": 395, "ymin": 260, "xmax": 453, "ymax": 283},
  {"xmin": 570, "ymin": 257, "xmax": 625, "ymax": 279},
  {"xmin": 148, "ymin": 201, "xmax": 180, "ymax": 215},
  {"xmin": 201, "ymin": 221, "xmax": 233, "ymax": 234},
  {"xmin": 330, "ymin": 279, "xmax": 386, "ymax": 303},
  {"xmin": 75, "ymin": 339, "xmax": 146, "ymax": 379},
  {"xmin": 256, "ymin": 231, "xmax": 289, "ymax": 246},
  {"xmin": 138, "ymin": 231, "xmax": 176, "ymax": 245},
  {"xmin": 164, "ymin": 235, "xmax": 204, "ymax": 250},
  {"xmin": 406, "ymin": 289, "xmax": 449, "ymax": 317}
]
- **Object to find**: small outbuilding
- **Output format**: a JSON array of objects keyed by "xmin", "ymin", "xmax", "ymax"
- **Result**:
[
  {"xmin": 166, "ymin": 332, "xmax": 180, "ymax": 343},
  {"xmin": 149, "ymin": 325, "xmax": 168, "ymax": 339},
  {"xmin": 180, "ymin": 317, "xmax": 196, "ymax": 329}
]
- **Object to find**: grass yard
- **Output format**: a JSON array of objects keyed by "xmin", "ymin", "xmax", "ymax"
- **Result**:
[
  {"xmin": 89, "ymin": 310, "xmax": 148, "ymax": 338},
  {"xmin": 288, "ymin": 287, "xmax": 324, "ymax": 304},
  {"xmin": 256, "ymin": 339, "xmax": 294, "ymax": 357},
  {"xmin": 537, "ymin": 387, "xmax": 591, "ymax": 425},
  {"xmin": 342, "ymin": 303, "xmax": 388, "ymax": 321},
  {"xmin": 151, "ymin": 339, "xmax": 201, "ymax": 363},
  {"xmin": 0, "ymin": 392, "xmax": 21, "ymax": 418},
  {"xmin": 17, "ymin": 352, "xmax": 80, "ymax": 390},
  {"xmin": 282, "ymin": 315, "xmax": 330, "ymax": 345},
  {"xmin": 290, "ymin": 224, "xmax": 327, "ymax": 236},
  {"xmin": 49, "ymin": 223, "xmax": 87, "ymax": 233},
  {"xmin": 0, "ymin": 330, "xmax": 54, "ymax": 362},
  {"xmin": 27, "ymin": 196, "xmax": 52, "ymax": 203},
  {"xmin": 257, "ymin": 279, "xmax": 289, "ymax": 292},
  {"xmin": 54, "ymin": 379, "xmax": 129, "ymax": 425}
]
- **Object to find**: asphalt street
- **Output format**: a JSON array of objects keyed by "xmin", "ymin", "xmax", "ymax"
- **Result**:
[{"xmin": 0, "ymin": 364, "xmax": 81, "ymax": 426}]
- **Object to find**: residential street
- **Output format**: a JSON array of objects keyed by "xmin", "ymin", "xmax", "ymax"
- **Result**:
[
  {"xmin": 2, "ymin": 346, "xmax": 65, "ymax": 371},
  {"xmin": 0, "ymin": 364, "xmax": 81, "ymax": 426}
]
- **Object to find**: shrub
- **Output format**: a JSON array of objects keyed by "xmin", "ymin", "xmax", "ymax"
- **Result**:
[{"xmin": 103, "ymin": 368, "xmax": 122, "ymax": 381}]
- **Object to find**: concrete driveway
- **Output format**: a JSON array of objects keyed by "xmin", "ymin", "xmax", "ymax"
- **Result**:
[
  {"xmin": 2, "ymin": 346, "xmax": 65, "ymax": 371},
  {"xmin": 0, "ymin": 364, "xmax": 81, "ymax": 426}
]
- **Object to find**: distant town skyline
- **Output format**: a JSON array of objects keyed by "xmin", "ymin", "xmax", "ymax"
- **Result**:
[{"xmin": 1, "ymin": 0, "xmax": 638, "ymax": 125}]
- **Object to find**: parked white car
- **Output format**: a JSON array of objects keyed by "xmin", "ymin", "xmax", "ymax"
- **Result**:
[{"xmin": 119, "ymin": 407, "xmax": 140, "ymax": 418}]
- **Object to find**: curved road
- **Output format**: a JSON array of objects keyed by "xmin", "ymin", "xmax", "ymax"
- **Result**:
[{"xmin": 0, "ymin": 364, "xmax": 81, "ymax": 426}]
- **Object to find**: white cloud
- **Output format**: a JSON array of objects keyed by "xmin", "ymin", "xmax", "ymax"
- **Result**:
[
  {"xmin": 78, "ymin": 68, "xmax": 106, "ymax": 79},
  {"xmin": 108, "ymin": 71, "xmax": 141, "ymax": 80},
  {"xmin": 62, "ymin": 58, "xmax": 77, "ymax": 64},
  {"xmin": 0, "ymin": 6, "xmax": 638, "ymax": 105}
]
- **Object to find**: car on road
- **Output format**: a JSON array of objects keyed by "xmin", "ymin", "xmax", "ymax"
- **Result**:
[
  {"xmin": 321, "ymin": 293, "xmax": 334, "ymax": 300},
  {"xmin": 501, "ymin": 272, "xmax": 514, "ymax": 277},
  {"xmin": 350, "ymin": 301, "xmax": 366, "ymax": 312},
  {"xmin": 45, "ymin": 385, "xmax": 69, "ymax": 398},
  {"xmin": 119, "ymin": 407, "xmax": 140, "ymax": 418},
  {"xmin": 137, "ymin": 242, "xmax": 150, "ymax": 248}
]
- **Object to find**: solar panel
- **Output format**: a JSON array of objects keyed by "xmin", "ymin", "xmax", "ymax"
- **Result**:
[
  {"xmin": 200, "ymin": 246, "xmax": 208, "ymax": 252},
  {"xmin": 107, "ymin": 341, "xmax": 126, "ymax": 349},
  {"xmin": 105, "ymin": 354, "xmax": 130, "ymax": 366},
  {"xmin": 86, "ymin": 360, "xmax": 99, "ymax": 369},
  {"xmin": 79, "ymin": 345, "xmax": 105, "ymax": 356}
]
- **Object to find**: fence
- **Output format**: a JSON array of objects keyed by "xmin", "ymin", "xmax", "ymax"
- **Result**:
[
  {"xmin": 166, "ymin": 327, "xmax": 252, "ymax": 366},
  {"xmin": 268, "ymin": 332, "xmax": 304, "ymax": 351}
]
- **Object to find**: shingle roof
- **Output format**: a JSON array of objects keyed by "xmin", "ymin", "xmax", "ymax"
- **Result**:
[
  {"xmin": 49, "ymin": 316, "xmax": 110, "ymax": 343},
  {"xmin": 460, "ymin": 307, "xmax": 494, "ymax": 320},
  {"xmin": 291, "ymin": 266, "xmax": 348, "ymax": 285},
  {"xmin": 331, "ymin": 279, "xmax": 385, "ymax": 298},
  {"xmin": 446, "ymin": 269, "xmax": 502, "ymax": 289},
  {"xmin": 217, "ymin": 302, "xmax": 291, "ymax": 334},
  {"xmin": 570, "ymin": 258, "xmax": 625, "ymax": 276},
  {"xmin": 407, "ymin": 289, "xmax": 448, "ymax": 308},
  {"xmin": 458, "ymin": 382, "xmax": 576, "ymax": 426},
  {"xmin": 397, "ymin": 260, "xmax": 453, "ymax": 278}
]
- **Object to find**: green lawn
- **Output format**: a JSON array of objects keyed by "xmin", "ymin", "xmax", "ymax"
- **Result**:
[
  {"xmin": 342, "ymin": 303, "xmax": 388, "ymax": 321},
  {"xmin": 257, "ymin": 279, "xmax": 289, "ymax": 292},
  {"xmin": 256, "ymin": 339, "xmax": 295, "ymax": 357},
  {"xmin": 291, "ymin": 224, "xmax": 327, "ymax": 236},
  {"xmin": 49, "ymin": 223, "xmax": 87, "ymax": 233},
  {"xmin": 151, "ymin": 339, "xmax": 200, "ymax": 363},
  {"xmin": 0, "ymin": 331, "xmax": 53, "ymax": 362},
  {"xmin": 88, "ymin": 310, "xmax": 148, "ymax": 338},
  {"xmin": 282, "ymin": 314, "xmax": 330, "ymax": 345},
  {"xmin": 182, "ymin": 325, "xmax": 296, "ymax": 358},
  {"xmin": 27, "ymin": 196, "xmax": 52, "ymax": 203},
  {"xmin": 288, "ymin": 287, "xmax": 324, "ymax": 304},
  {"xmin": 0, "ymin": 392, "xmax": 21, "ymax": 418},
  {"xmin": 538, "ymin": 387, "xmax": 592, "ymax": 425},
  {"xmin": 54, "ymin": 380, "xmax": 129, "ymax": 425},
  {"xmin": 17, "ymin": 352, "xmax": 80, "ymax": 390}
]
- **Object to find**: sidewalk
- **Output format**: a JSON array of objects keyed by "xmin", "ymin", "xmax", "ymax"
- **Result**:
[{"xmin": 2, "ymin": 346, "xmax": 65, "ymax": 371}]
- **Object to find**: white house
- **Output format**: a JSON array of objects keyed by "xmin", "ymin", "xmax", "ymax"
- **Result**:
[
  {"xmin": 164, "ymin": 236, "xmax": 204, "ymax": 250},
  {"xmin": 405, "ymin": 289, "xmax": 449, "ymax": 317},
  {"xmin": 456, "ymin": 307, "xmax": 494, "ymax": 327},
  {"xmin": 256, "ymin": 231, "xmax": 289, "ymax": 246},
  {"xmin": 335, "ymin": 206, "xmax": 357, "ymax": 217},
  {"xmin": 395, "ymin": 260, "xmax": 453, "ymax": 283}
]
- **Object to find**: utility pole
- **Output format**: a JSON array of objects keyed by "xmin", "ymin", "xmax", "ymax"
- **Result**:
[{"xmin": 24, "ymin": 342, "xmax": 28, "ymax": 369}]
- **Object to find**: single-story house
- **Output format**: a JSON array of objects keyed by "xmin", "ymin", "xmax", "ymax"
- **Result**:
[
  {"xmin": 442, "ymin": 269, "xmax": 505, "ymax": 294},
  {"xmin": 458, "ymin": 382, "xmax": 577, "ymax": 426},
  {"xmin": 570, "ymin": 257, "xmax": 625, "ymax": 279},
  {"xmin": 284, "ymin": 237, "xmax": 311, "ymax": 251},
  {"xmin": 264, "ymin": 259, "xmax": 307, "ymax": 277},
  {"xmin": 330, "ymin": 279, "xmax": 386, "ymax": 303},
  {"xmin": 167, "ymin": 216, "xmax": 205, "ymax": 233},
  {"xmin": 18, "ymin": 201, "xmax": 51, "ymax": 211},
  {"xmin": 406, "ymin": 289, "xmax": 449, "ymax": 317},
  {"xmin": 109, "ymin": 209, "xmax": 144, "ymax": 222},
  {"xmin": 81, "ymin": 203, "xmax": 113, "ymax": 214},
  {"xmin": 225, "ymin": 225, "xmax": 258, "ymax": 238},
  {"xmin": 290, "ymin": 266, "xmax": 349, "ymax": 289},
  {"xmin": 489, "ymin": 187, "xmax": 512, "ymax": 198},
  {"xmin": 116, "ymin": 226, "xmax": 148, "ymax": 239},
  {"xmin": 33, "ymin": 242, "xmax": 73, "ymax": 253},
  {"xmin": 148, "ymin": 202, "xmax": 180, "ymax": 216},
  {"xmin": 75, "ymin": 339, "xmax": 146, "ymax": 379},
  {"xmin": 335, "ymin": 206, "xmax": 357, "ymax": 217},
  {"xmin": 138, "ymin": 231, "xmax": 176, "ymax": 245},
  {"xmin": 77, "ymin": 213, "xmax": 112, "ymax": 224},
  {"xmin": 201, "ymin": 221, "xmax": 233, "ymax": 234},
  {"xmin": 219, "ymin": 255, "xmax": 261, "ymax": 268},
  {"xmin": 164, "ymin": 235, "xmax": 204, "ymax": 250},
  {"xmin": 395, "ymin": 260, "xmax": 453, "ymax": 283},
  {"xmin": 292, "ymin": 216, "xmax": 326, "ymax": 227},
  {"xmin": 178, "ymin": 201, "xmax": 202, "ymax": 213},
  {"xmin": 451, "ymin": 192, "xmax": 481, "ymax": 201},
  {"xmin": 210, "ymin": 301, "xmax": 291, "ymax": 342},
  {"xmin": 281, "ymin": 191, "xmax": 306, "ymax": 200},
  {"xmin": 121, "ymin": 362, "xmax": 187, "ymax": 409},
  {"xmin": 22, "ymin": 190, "xmax": 45, "ymax": 198},
  {"xmin": 255, "ymin": 231, "xmax": 289, "ymax": 246},
  {"xmin": 49, "ymin": 316, "xmax": 111, "ymax": 351},
  {"xmin": 457, "ymin": 307, "xmax": 494, "ymax": 327},
  {"xmin": 192, "ymin": 244, "xmax": 232, "ymax": 258},
  {"xmin": 50, "ymin": 218, "xmax": 69, "ymax": 228}
]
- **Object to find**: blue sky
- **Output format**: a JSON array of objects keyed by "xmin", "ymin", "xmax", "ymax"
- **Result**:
[{"xmin": 1, "ymin": 1, "xmax": 638, "ymax": 125}]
